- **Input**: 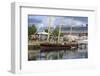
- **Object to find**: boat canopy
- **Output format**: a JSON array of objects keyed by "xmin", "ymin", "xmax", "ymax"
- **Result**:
[{"xmin": 37, "ymin": 31, "xmax": 48, "ymax": 35}]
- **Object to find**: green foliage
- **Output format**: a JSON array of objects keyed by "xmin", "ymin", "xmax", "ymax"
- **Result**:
[
  {"xmin": 28, "ymin": 24, "xmax": 37, "ymax": 36},
  {"xmin": 52, "ymin": 26, "xmax": 63, "ymax": 37},
  {"xmin": 45, "ymin": 29, "xmax": 48, "ymax": 33},
  {"xmin": 52, "ymin": 27, "xmax": 59, "ymax": 36}
]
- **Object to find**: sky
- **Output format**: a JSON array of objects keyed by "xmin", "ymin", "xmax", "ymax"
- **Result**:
[{"xmin": 28, "ymin": 15, "xmax": 88, "ymax": 31}]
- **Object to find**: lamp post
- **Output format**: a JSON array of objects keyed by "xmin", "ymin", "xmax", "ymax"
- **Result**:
[{"xmin": 70, "ymin": 18, "xmax": 74, "ymax": 35}]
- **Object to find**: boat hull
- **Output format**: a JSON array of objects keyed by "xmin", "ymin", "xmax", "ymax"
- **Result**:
[{"xmin": 40, "ymin": 43, "xmax": 78, "ymax": 52}]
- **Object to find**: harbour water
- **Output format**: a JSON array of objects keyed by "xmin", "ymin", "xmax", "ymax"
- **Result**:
[{"xmin": 28, "ymin": 48, "xmax": 88, "ymax": 60}]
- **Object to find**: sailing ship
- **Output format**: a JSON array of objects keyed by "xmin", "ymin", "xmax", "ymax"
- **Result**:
[{"xmin": 40, "ymin": 17, "xmax": 78, "ymax": 52}]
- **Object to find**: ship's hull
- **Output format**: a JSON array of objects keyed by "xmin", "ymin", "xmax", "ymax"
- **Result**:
[{"xmin": 40, "ymin": 43, "xmax": 78, "ymax": 52}]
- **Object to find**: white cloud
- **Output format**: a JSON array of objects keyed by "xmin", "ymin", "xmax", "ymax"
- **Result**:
[
  {"xmin": 41, "ymin": 16, "xmax": 56, "ymax": 27},
  {"xmin": 64, "ymin": 18, "xmax": 86, "ymax": 26}
]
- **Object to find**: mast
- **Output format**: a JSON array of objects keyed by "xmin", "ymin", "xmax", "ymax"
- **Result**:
[
  {"xmin": 47, "ymin": 16, "xmax": 51, "ymax": 42},
  {"xmin": 57, "ymin": 17, "xmax": 64, "ymax": 43},
  {"xmin": 57, "ymin": 24, "xmax": 61, "ymax": 43}
]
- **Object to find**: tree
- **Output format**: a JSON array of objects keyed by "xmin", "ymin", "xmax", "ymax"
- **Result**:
[
  {"xmin": 28, "ymin": 24, "xmax": 37, "ymax": 36},
  {"xmin": 45, "ymin": 29, "xmax": 48, "ymax": 33},
  {"xmin": 52, "ymin": 26, "xmax": 63, "ymax": 36},
  {"xmin": 52, "ymin": 27, "xmax": 59, "ymax": 36}
]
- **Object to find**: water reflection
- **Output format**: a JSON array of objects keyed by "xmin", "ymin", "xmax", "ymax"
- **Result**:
[{"xmin": 28, "ymin": 49, "xmax": 88, "ymax": 60}]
